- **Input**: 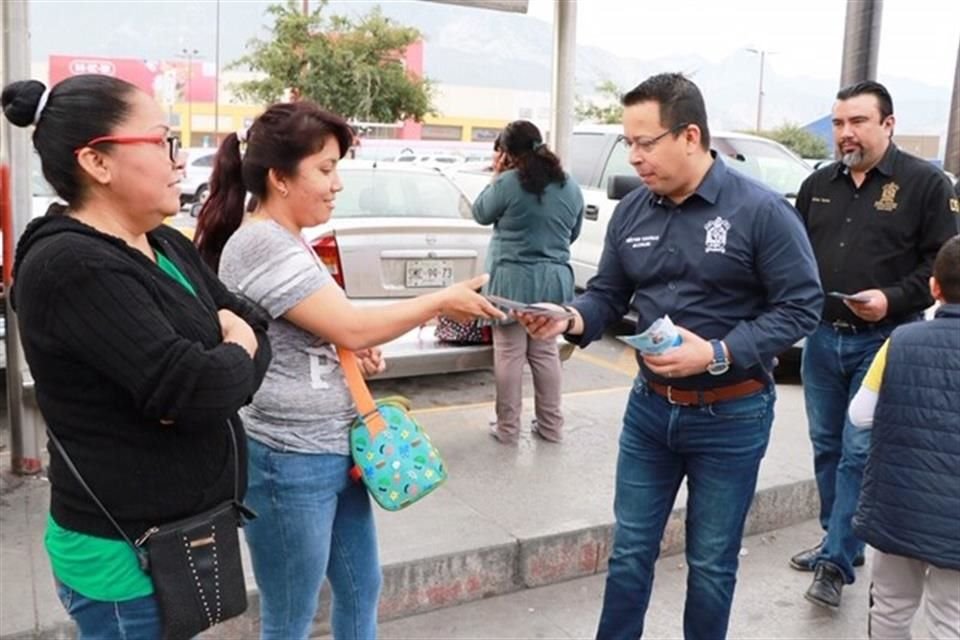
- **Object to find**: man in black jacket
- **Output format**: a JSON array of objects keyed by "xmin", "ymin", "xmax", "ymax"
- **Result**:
[{"xmin": 791, "ymin": 80, "xmax": 957, "ymax": 609}]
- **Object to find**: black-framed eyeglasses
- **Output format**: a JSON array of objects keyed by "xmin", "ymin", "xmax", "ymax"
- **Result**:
[
  {"xmin": 617, "ymin": 122, "xmax": 690, "ymax": 153},
  {"xmin": 75, "ymin": 134, "xmax": 181, "ymax": 164}
]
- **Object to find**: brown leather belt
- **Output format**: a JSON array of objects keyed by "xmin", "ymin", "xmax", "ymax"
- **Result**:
[{"xmin": 648, "ymin": 379, "xmax": 766, "ymax": 406}]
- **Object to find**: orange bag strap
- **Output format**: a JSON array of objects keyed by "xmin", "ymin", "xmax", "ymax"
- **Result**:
[{"xmin": 336, "ymin": 347, "xmax": 387, "ymax": 440}]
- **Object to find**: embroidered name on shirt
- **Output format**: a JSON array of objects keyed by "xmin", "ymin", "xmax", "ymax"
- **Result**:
[
  {"xmin": 811, "ymin": 196, "xmax": 831, "ymax": 203},
  {"xmin": 704, "ymin": 217, "xmax": 731, "ymax": 254},
  {"xmin": 874, "ymin": 182, "xmax": 899, "ymax": 212},
  {"xmin": 627, "ymin": 235, "xmax": 660, "ymax": 248}
]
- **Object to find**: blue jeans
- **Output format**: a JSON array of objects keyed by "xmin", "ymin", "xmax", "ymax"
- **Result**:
[
  {"xmin": 596, "ymin": 379, "xmax": 775, "ymax": 640},
  {"xmin": 244, "ymin": 438, "xmax": 382, "ymax": 640},
  {"xmin": 801, "ymin": 323, "xmax": 892, "ymax": 583},
  {"xmin": 55, "ymin": 581, "xmax": 162, "ymax": 640}
]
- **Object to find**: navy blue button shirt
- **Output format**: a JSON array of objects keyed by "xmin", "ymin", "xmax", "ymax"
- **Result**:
[{"xmin": 570, "ymin": 156, "xmax": 823, "ymax": 389}]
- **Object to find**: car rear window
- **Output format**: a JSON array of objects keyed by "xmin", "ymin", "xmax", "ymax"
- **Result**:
[
  {"xmin": 570, "ymin": 133, "xmax": 612, "ymax": 187},
  {"xmin": 717, "ymin": 137, "xmax": 812, "ymax": 197},
  {"xmin": 337, "ymin": 170, "xmax": 472, "ymax": 219}
]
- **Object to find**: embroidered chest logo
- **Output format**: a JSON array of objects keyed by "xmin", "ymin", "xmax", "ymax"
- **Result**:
[
  {"xmin": 874, "ymin": 182, "xmax": 900, "ymax": 212},
  {"xmin": 704, "ymin": 217, "xmax": 731, "ymax": 254}
]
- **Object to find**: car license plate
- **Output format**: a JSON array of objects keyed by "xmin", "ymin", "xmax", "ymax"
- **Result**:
[{"xmin": 405, "ymin": 260, "xmax": 454, "ymax": 288}]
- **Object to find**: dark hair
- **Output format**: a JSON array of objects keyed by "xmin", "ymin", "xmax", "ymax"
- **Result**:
[
  {"xmin": 499, "ymin": 120, "xmax": 565, "ymax": 200},
  {"xmin": 836, "ymin": 80, "xmax": 894, "ymax": 121},
  {"xmin": 621, "ymin": 73, "xmax": 710, "ymax": 150},
  {"xmin": 194, "ymin": 101, "xmax": 354, "ymax": 270},
  {"xmin": 933, "ymin": 235, "xmax": 960, "ymax": 303},
  {"xmin": 2, "ymin": 75, "xmax": 138, "ymax": 209}
]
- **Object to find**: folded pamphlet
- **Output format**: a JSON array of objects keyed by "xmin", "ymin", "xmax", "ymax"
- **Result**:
[{"xmin": 617, "ymin": 315, "xmax": 682, "ymax": 355}]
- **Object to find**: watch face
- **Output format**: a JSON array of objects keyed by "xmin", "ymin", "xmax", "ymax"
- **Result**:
[{"xmin": 707, "ymin": 361, "xmax": 730, "ymax": 376}]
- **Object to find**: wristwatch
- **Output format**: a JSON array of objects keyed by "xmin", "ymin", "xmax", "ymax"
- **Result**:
[
  {"xmin": 706, "ymin": 340, "xmax": 730, "ymax": 376},
  {"xmin": 561, "ymin": 305, "xmax": 577, "ymax": 334}
]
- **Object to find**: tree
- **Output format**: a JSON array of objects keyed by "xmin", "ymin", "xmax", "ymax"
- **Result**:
[
  {"xmin": 754, "ymin": 123, "xmax": 829, "ymax": 159},
  {"xmin": 229, "ymin": 0, "xmax": 434, "ymax": 123},
  {"xmin": 575, "ymin": 80, "xmax": 623, "ymax": 125}
]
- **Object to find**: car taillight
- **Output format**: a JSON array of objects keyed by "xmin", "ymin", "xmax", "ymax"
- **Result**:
[{"xmin": 312, "ymin": 234, "xmax": 344, "ymax": 288}]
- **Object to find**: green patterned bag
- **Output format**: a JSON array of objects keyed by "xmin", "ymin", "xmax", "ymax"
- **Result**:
[{"xmin": 338, "ymin": 349, "xmax": 447, "ymax": 511}]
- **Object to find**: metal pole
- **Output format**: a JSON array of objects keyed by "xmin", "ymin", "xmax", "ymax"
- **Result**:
[
  {"xmin": 186, "ymin": 51, "xmax": 193, "ymax": 146},
  {"xmin": 2, "ymin": 0, "xmax": 44, "ymax": 475},
  {"xmin": 756, "ymin": 51, "xmax": 765, "ymax": 132},
  {"xmin": 945, "ymin": 37, "xmax": 960, "ymax": 177},
  {"xmin": 549, "ymin": 0, "xmax": 576, "ymax": 165},
  {"xmin": 840, "ymin": 0, "xmax": 883, "ymax": 87},
  {"xmin": 214, "ymin": 0, "xmax": 221, "ymax": 145}
]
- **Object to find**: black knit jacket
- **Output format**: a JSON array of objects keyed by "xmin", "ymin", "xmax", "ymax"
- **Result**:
[{"xmin": 12, "ymin": 215, "xmax": 272, "ymax": 541}]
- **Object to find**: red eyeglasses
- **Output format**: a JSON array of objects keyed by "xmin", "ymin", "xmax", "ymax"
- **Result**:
[{"xmin": 74, "ymin": 135, "xmax": 181, "ymax": 163}]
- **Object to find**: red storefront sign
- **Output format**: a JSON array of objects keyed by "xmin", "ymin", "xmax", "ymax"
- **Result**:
[{"xmin": 49, "ymin": 54, "xmax": 216, "ymax": 103}]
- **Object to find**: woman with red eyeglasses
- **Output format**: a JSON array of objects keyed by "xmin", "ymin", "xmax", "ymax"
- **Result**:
[{"xmin": 2, "ymin": 75, "xmax": 271, "ymax": 639}]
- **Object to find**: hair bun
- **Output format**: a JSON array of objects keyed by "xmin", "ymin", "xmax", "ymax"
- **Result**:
[{"xmin": 1, "ymin": 79, "xmax": 48, "ymax": 128}]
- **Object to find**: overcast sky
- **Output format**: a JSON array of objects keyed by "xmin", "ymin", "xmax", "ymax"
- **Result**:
[{"xmin": 527, "ymin": 0, "xmax": 959, "ymax": 89}]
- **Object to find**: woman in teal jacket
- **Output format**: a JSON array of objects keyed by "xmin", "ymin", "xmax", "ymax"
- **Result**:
[{"xmin": 473, "ymin": 121, "xmax": 584, "ymax": 443}]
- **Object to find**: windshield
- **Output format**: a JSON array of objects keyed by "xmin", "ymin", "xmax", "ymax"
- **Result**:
[
  {"xmin": 336, "ymin": 169, "xmax": 472, "ymax": 219},
  {"xmin": 720, "ymin": 138, "xmax": 812, "ymax": 196}
]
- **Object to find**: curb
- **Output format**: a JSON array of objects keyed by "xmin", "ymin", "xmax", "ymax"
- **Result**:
[{"xmin": 222, "ymin": 478, "xmax": 818, "ymax": 638}]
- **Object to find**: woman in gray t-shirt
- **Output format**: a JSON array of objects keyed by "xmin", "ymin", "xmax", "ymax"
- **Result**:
[{"xmin": 195, "ymin": 101, "xmax": 504, "ymax": 640}]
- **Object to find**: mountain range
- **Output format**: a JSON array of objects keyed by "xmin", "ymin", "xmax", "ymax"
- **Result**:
[{"xmin": 26, "ymin": 0, "xmax": 954, "ymax": 138}]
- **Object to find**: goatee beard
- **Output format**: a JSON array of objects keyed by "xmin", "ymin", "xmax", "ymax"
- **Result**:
[{"xmin": 841, "ymin": 149, "xmax": 864, "ymax": 168}]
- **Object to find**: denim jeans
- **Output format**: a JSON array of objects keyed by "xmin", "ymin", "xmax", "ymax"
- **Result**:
[
  {"xmin": 801, "ymin": 323, "xmax": 892, "ymax": 584},
  {"xmin": 55, "ymin": 581, "xmax": 162, "ymax": 640},
  {"xmin": 596, "ymin": 379, "xmax": 775, "ymax": 640},
  {"xmin": 244, "ymin": 438, "xmax": 382, "ymax": 640}
]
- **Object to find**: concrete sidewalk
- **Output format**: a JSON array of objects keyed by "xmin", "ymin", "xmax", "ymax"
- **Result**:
[
  {"xmin": 0, "ymin": 383, "xmax": 819, "ymax": 639},
  {"xmin": 351, "ymin": 519, "xmax": 905, "ymax": 639}
]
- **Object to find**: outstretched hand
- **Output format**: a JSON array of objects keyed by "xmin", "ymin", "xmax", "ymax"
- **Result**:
[
  {"xmin": 514, "ymin": 303, "xmax": 571, "ymax": 340},
  {"xmin": 438, "ymin": 274, "xmax": 506, "ymax": 323}
]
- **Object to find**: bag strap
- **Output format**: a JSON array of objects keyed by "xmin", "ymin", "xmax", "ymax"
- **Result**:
[
  {"xmin": 336, "ymin": 347, "xmax": 387, "ymax": 440},
  {"xmin": 45, "ymin": 417, "xmax": 243, "ymax": 565}
]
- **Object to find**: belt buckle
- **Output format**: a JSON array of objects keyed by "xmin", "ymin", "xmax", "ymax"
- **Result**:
[
  {"xmin": 666, "ymin": 385, "xmax": 678, "ymax": 405},
  {"xmin": 831, "ymin": 320, "xmax": 856, "ymax": 333},
  {"xmin": 665, "ymin": 385, "xmax": 694, "ymax": 406}
]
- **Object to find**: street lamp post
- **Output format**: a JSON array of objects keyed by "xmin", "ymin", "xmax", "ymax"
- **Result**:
[
  {"xmin": 178, "ymin": 47, "xmax": 200, "ymax": 145},
  {"xmin": 214, "ymin": 0, "xmax": 220, "ymax": 145},
  {"xmin": 746, "ymin": 48, "xmax": 774, "ymax": 133}
]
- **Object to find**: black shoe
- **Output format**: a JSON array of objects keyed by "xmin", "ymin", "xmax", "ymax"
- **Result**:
[
  {"xmin": 804, "ymin": 563, "xmax": 844, "ymax": 609},
  {"xmin": 789, "ymin": 543, "xmax": 865, "ymax": 571}
]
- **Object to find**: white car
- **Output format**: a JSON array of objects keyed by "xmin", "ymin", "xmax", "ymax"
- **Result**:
[
  {"xmin": 567, "ymin": 126, "xmax": 813, "ymax": 289},
  {"xmin": 301, "ymin": 160, "xmax": 571, "ymax": 378},
  {"xmin": 179, "ymin": 147, "xmax": 217, "ymax": 211}
]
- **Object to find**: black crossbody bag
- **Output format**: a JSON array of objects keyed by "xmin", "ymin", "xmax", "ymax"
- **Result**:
[{"xmin": 47, "ymin": 418, "xmax": 256, "ymax": 640}]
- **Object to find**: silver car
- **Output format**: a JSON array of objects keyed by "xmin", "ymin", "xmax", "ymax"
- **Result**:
[{"xmin": 303, "ymin": 161, "xmax": 573, "ymax": 379}]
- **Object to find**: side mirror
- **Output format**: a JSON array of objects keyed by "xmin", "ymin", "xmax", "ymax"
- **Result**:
[{"xmin": 607, "ymin": 175, "xmax": 643, "ymax": 201}]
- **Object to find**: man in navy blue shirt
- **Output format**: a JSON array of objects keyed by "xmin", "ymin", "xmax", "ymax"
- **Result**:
[{"xmin": 519, "ymin": 73, "xmax": 822, "ymax": 640}]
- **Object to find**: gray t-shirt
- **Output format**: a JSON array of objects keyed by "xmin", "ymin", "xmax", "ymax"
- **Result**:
[{"xmin": 219, "ymin": 219, "xmax": 356, "ymax": 454}]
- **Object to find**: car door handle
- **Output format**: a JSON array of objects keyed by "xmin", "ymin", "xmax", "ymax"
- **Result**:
[{"xmin": 585, "ymin": 205, "xmax": 599, "ymax": 221}]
